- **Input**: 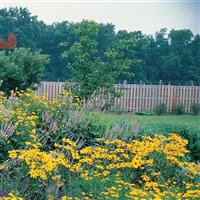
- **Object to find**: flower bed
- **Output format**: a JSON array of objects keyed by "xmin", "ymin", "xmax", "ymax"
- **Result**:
[{"xmin": 0, "ymin": 91, "xmax": 200, "ymax": 199}]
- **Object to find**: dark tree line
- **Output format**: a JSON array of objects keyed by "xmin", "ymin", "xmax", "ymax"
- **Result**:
[{"xmin": 0, "ymin": 7, "xmax": 199, "ymax": 85}]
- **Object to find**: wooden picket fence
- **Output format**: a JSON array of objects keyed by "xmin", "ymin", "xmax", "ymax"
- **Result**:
[
  {"xmin": 35, "ymin": 82, "xmax": 200, "ymax": 113},
  {"xmin": 35, "ymin": 81, "xmax": 64, "ymax": 101}
]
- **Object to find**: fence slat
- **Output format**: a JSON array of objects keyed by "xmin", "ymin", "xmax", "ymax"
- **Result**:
[{"xmin": 35, "ymin": 82, "xmax": 200, "ymax": 113}]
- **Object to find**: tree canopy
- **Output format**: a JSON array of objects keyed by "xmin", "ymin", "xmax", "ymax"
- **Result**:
[
  {"xmin": 0, "ymin": 7, "xmax": 199, "ymax": 85},
  {"xmin": 62, "ymin": 20, "xmax": 137, "ymax": 99}
]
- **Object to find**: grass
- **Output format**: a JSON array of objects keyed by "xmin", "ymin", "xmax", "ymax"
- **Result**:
[{"xmin": 94, "ymin": 112, "xmax": 200, "ymax": 128}]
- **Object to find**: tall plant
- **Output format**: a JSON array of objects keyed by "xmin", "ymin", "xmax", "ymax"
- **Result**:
[{"xmin": 62, "ymin": 20, "xmax": 138, "ymax": 100}]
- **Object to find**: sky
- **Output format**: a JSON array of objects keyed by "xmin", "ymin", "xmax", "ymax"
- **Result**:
[{"xmin": 1, "ymin": 0, "xmax": 200, "ymax": 35}]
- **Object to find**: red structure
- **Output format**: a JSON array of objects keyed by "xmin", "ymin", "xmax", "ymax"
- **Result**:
[{"xmin": 0, "ymin": 33, "xmax": 17, "ymax": 49}]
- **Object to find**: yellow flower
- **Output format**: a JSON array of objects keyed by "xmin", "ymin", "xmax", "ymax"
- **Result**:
[
  {"xmin": 8, "ymin": 150, "xmax": 18, "ymax": 159},
  {"xmin": 0, "ymin": 164, "xmax": 4, "ymax": 170},
  {"xmin": 31, "ymin": 129, "xmax": 36, "ymax": 134}
]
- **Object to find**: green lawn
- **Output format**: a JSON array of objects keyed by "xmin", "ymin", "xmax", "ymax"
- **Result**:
[{"xmin": 95, "ymin": 112, "xmax": 200, "ymax": 128}]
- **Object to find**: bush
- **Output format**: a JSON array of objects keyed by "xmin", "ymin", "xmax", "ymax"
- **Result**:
[
  {"xmin": 154, "ymin": 103, "xmax": 167, "ymax": 115},
  {"xmin": 140, "ymin": 123, "xmax": 200, "ymax": 162},
  {"xmin": 113, "ymin": 107, "xmax": 126, "ymax": 115},
  {"xmin": 96, "ymin": 116, "xmax": 200, "ymax": 163},
  {"xmin": 0, "ymin": 48, "xmax": 49, "ymax": 95},
  {"xmin": 191, "ymin": 102, "xmax": 200, "ymax": 115},
  {"xmin": 2, "ymin": 132, "xmax": 200, "ymax": 199},
  {"xmin": 172, "ymin": 103, "xmax": 185, "ymax": 114},
  {"xmin": 0, "ymin": 90, "xmax": 106, "ymax": 162},
  {"xmin": 135, "ymin": 111, "xmax": 154, "ymax": 116}
]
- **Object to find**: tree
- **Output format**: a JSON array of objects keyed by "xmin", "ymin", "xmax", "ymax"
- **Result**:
[
  {"xmin": 161, "ymin": 29, "xmax": 195, "ymax": 83},
  {"xmin": 1, "ymin": 7, "xmax": 200, "ymax": 84},
  {"xmin": 38, "ymin": 22, "xmax": 74, "ymax": 81},
  {"xmin": 0, "ymin": 7, "xmax": 46, "ymax": 49},
  {"xmin": 63, "ymin": 20, "xmax": 137, "ymax": 100},
  {"xmin": 190, "ymin": 34, "xmax": 200, "ymax": 82},
  {"xmin": 0, "ymin": 48, "xmax": 49, "ymax": 95}
]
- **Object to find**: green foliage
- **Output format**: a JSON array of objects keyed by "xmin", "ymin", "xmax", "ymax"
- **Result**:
[
  {"xmin": 172, "ymin": 103, "xmax": 185, "ymax": 115},
  {"xmin": 191, "ymin": 102, "xmax": 200, "ymax": 115},
  {"xmin": 0, "ymin": 7, "xmax": 45, "ymax": 49},
  {"xmin": 1, "ymin": 7, "xmax": 200, "ymax": 84},
  {"xmin": 0, "ymin": 48, "xmax": 49, "ymax": 95},
  {"xmin": 62, "ymin": 20, "xmax": 136, "ymax": 100},
  {"xmin": 177, "ymin": 127, "xmax": 200, "ymax": 162},
  {"xmin": 113, "ymin": 107, "xmax": 127, "ymax": 115},
  {"xmin": 154, "ymin": 103, "xmax": 167, "ymax": 115},
  {"xmin": 140, "ymin": 124, "xmax": 200, "ymax": 162},
  {"xmin": 135, "ymin": 111, "xmax": 154, "ymax": 116}
]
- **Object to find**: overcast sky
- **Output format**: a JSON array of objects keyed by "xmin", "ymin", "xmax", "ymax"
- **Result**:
[{"xmin": 1, "ymin": 0, "xmax": 200, "ymax": 35}]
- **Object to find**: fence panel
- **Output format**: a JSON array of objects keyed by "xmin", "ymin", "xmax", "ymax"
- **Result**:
[{"xmin": 35, "ymin": 82, "xmax": 200, "ymax": 113}]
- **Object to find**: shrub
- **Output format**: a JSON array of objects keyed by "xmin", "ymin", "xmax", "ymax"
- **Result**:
[
  {"xmin": 172, "ymin": 103, "xmax": 185, "ymax": 114},
  {"xmin": 135, "ymin": 111, "xmax": 154, "ymax": 116},
  {"xmin": 0, "ymin": 89, "xmax": 106, "ymax": 162},
  {"xmin": 154, "ymin": 103, "xmax": 167, "ymax": 115},
  {"xmin": 140, "ymin": 123, "xmax": 200, "ymax": 162},
  {"xmin": 2, "ymin": 133, "xmax": 200, "ymax": 199},
  {"xmin": 191, "ymin": 102, "xmax": 200, "ymax": 115},
  {"xmin": 0, "ymin": 48, "xmax": 49, "ymax": 95},
  {"xmin": 113, "ymin": 107, "xmax": 126, "ymax": 115}
]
